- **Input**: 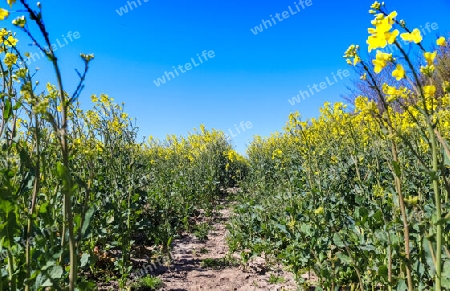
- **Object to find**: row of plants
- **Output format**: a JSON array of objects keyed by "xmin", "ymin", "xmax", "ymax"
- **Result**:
[
  {"xmin": 0, "ymin": 1, "xmax": 247, "ymax": 290},
  {"xmin": 228, "ymin": 2, "xmax": 450, "ymax": 290}
]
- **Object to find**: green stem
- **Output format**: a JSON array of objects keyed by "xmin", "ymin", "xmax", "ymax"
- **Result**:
[
  {"xmin": 25, "ymin": 114, "xmax": 40, "ymax": 291},
  {"xmin": 389, "ymin": 131, "xmax": 413, "ymax": 291},
  {"xmin": 7, "ymin": 249, "xmax": 16, "ymax": 291},
  {"xmin": 428, "ymin": 122, "xmax": 442, "ymax": 290}
]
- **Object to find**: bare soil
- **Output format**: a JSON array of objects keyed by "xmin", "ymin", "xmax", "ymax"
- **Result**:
[{"xmin": 157, "ymin": 202, "xmax": 299, "ymax": 291}]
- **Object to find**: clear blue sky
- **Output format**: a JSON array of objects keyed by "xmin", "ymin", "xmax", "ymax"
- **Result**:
[{"xmin": 5, "ymin": 0, "xmax": 450, "ymax": 153}]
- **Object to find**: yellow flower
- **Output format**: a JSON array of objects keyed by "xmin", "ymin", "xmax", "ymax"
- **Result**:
[
  {"xmin": 272, "ymin": 149, "xmax": 283, "ymax": 160},
  {"xmin": 392, "ymin": 64, "xmax": 405, "ymax": 81},
  {"xmin": 6, "ymin": 35, "xmax": 18, "ymax": 46},
  {"xmin": 314, "ymin": 207, "xmax": 324, "ymax": 215},
  {"xmin": 96, "ymin": 143, "xmax": 103, "ymax": 153},
  {"xmin": 386, "ymin": 29, "xmax": 399, "ymax": 44},
  {"xmin": 0, "ymin": 8, "xmax": 9, "ymax": 20},
  {"xmin": 423, "ymin": 85, "xmax": 436, "ymax": 98},
  {"xmin": 354, "ymin": 96, "xmax": 369, "ymax": 111},
  {"xmin": 353, "ymin": 55, "xmax": 361, "ymax": 65},
  {"xmin": 100, "ymin": 94, "xmax": 110, "ymax": 104},
  {"xmin": 367, "ymin": 36, "xmax": 384, "ymax": 53},
  {"xmin": 423, "ymin": 51, "xmax": 437, "ymax": 66},
  {"xmin": 420, "ymin": 65, "xmax": 435, "ymax": 76},
  {"xmin": 404, "ymin": 196, "xmax": 419, "ymax": 206},
  {"xmin": 400, "ymin": 28, "xmax": 422, "ymax": 43},
  {"xmin": 91, "ymin": 95, "xmax": 99, "ymax": 103},
  {"xmin": 372, "ymin": 51, "xmax": 392, "ymax": 73},
  {"xmin": 12, "ymin": 16, "xmax": 26, "ymax": 28},
  {"xmin": 373, "ymin": 185, "xmax": 384, "ymax": 198},
  {"xmin": 370, "ymin": 1, "xmax": 381, "ymax": 10},
  {"xmin": 367, "ymin": 12, "xmax": 398, "ymax": 52},
  {"xmin": 383, "ymin": 84, "xmax": 409, "ymax": 103},
  {"xmin": 7, "ymin": 0, "xmax": 16, "ymax": 7},
  {"xmin": 437, "ymin": 36, "xmax": 447, "ymax": 46},
  {"xmin": 4, "ymin": 52, "xmax": 17, "ymax": 67},
  {"xmin": 0, "ymin": 28, "xmax": 7, "ymax": 38},
  {"xmin": 73, "ymin": 138, "xmax": 82, "ymax": 146},
  {"xmin": 443, "ymin": 81, "xmax": 450, "ymax": 93}
]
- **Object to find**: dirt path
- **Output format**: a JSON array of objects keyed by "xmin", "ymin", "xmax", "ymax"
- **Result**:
[{"xmin": 157, "ymin": 202, "xmax": 298, "ymax": 291}]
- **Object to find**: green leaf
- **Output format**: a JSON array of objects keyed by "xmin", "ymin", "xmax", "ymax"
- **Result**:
[
  {"xmin": 333, "ymin": 233, "xmax": 345, "ymax": 248},
  {"xmin": 80, "ymin": 253, "xmax": 90, "ymax": 267},
  {"xmin": 49, "ymin": 265, "xmax": 63, "ymax": 279},
  {"xmin": 80, "ymin": 206, "xmax": 96, "ymax": 239},
  {"xmin": 445, "ymin": 148, "xmax": 450, "ymax": 167},
  {"xmin": 300, "ymin": 224, "xmax": 312, "ymax": 236},
  {"xmin": 39, "ymin": 202, "xmax": 49, "ymax": 214},
  {"xmin": 3, "ymin": 98, "xmax": 12, "ymax": 120},
  {"xmin": 12, "ymin": 100, "xmax": 22, "ymax": 110},
  {"xmin": 437, "ymin": 137, "xmax": 450, "ymax": 168},
  {"xmin": 274, "ymin": 223, "xmax": 288, "ymax": 234},
  {"xmin": 396, "ymin": 279, "xmax": 407, "ymax": 291},
  {"xmin": 336, "ymin": 252, "xmax": 352, "ymax": 264},
  {"xmin": 107, "ymin": 215, "xmax": 115, "ymax": 224},
  {"xmin": 378, "ymin": 265, "xmax": 388, "ymax": 278},
  {"xmin": 442, "ymin": 260, "xmax": 450, "ymax": 288},
  {"xmin": 56, "ymin": 162, "xmax": 66, "ymax": 178}
]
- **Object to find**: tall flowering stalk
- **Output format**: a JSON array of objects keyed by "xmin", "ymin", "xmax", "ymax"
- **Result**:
[
  {"xmin": 0, "ymin": 1, "xmax": 93, "ymax": 290},
  {"xmin": 345, "ymin": 2, "xmax": 449, "ymax": 290}
]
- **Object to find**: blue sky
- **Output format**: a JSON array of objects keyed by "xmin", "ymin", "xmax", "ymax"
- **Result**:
[{"xmin": 5, "ymin": 0, "xmax": 450, "ymax": 153}]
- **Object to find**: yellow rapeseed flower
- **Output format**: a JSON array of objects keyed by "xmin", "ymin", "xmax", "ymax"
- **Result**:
[
  {"xmin": 12, "ymin": 15, "xmax": 25, "ymax": 28},
  {"xmin": 404, "ymin": 196, "xmax": 419, "ymax": 206},
  {"xmin": 354, "ymin": 96, "xmax": 368, "ymax": 111},
  {"xmin": 420, "ymin": 65, "xmax": 435, "ymax": 76},
  {"xmin": 423, "ymin": 85, "xmax": 436, "ymax": 98},
  {"xmin": 96, "ymin": 142, "xmax": 103, "ymax": 153},
  {"xmin": 272, "ymin": 149, "xmax": 282, "ymax": 160},
  {"xmin": 392, "ymin": 64, "xmax": 405, "ymax": 81},
  {"xmin": 314, "ymin": 207, "xmax": 324, "ymax": 215},
  {"xmin": 383, "ymin": 84, "xmax": 410, "ymax": 103},
  {"xmin": 4, "ymin": 52, "xmax": 17, "ymax": 67},
  {"xmin": 400, "ymin": 29, "xmax": 422, "ymax": 43},
  {"xmin": 370, "ymin": 1, "xmax": 381, "ymax": 10},
  {"xmin": 423, "ymin": 51, "xmax": 437, "ymax": 66},
  {"xmin": 0, "ymin": 8, "xmax": 9, "ymax": 20},
  {"xmin": 6, "ymin": 35, "xmax": 18, "ymax": 46},
  {"xmin": 443, "ymin": 81, "xmax": 450, "ymax": 93},
  {"xmin": 367, "ymin": 12, "xmax": 398, "ymax": 52},
  {"xmin": 100, "ymin": 94, "xmax": 110, "ymax": 105},
  {"xmin": 437, "ymin": 36, "xmax": 447, "ymax": 46},
  {"xmin": 372, "ymin": 51, "xmax": 392, "ymax": 73},
  {"xmin": 0, "ymin": 28, "xmax": 8, "ymax": 38}
]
